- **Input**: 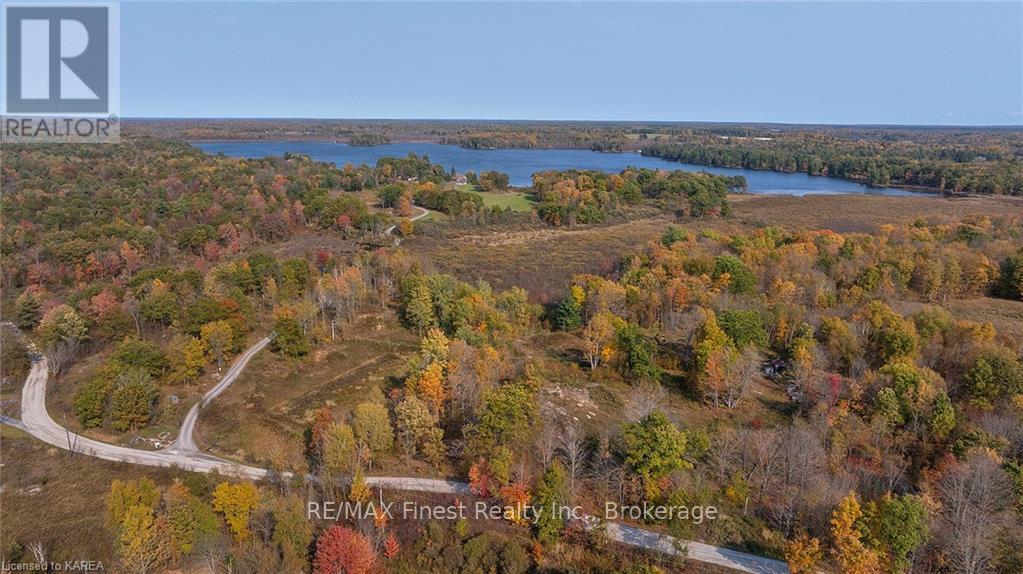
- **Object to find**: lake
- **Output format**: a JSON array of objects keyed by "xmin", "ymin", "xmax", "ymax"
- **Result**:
[{"xmin": 195, "ymin": 141, "xmax": 926, "ymax": 197}]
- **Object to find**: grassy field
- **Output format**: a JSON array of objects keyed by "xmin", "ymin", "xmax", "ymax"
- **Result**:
[
  {"xmin": 409, "ymin": 213, "xmax": 682, "ymax": 303},
  {"xmin": 198, "ymin": 311, "xmax": 422, "ymax": 472},
  {"xmin": 728, "ymin": 192, "xmax": 1023, "ymax": 233},
  {"xmin": 456, "ymin": 184, "xmax": 536, "ymax": 212},
  {"xmin": 0, "ymin": 428, "xmax": 191, "ymax": 567},
  {"xmin": 480, "ymin": 191, "xmax": 535, "ymax": 211}
]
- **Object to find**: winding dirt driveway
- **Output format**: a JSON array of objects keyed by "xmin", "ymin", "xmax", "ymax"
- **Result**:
[
  {"xmin": 166, "ymin": 335, "xmax": 273, "ymax": 454},
  {"xmin": 7, "ymin": 329, "xmax": 787, "ymax": 574},
  {"xmin": 383, "ymin": 205, "xmax": 430, "ymax": 236}
]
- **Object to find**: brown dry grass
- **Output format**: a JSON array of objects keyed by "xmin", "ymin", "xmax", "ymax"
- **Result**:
[
  {"xmin": 728, "ymin": 193, "xmax": 1023, "ymax": 233},
  {"xmin": 409, "ymin": 215, "xmax": 681, "ymax": 302},
  {"xmin": 893, "ymin": 296, "xmax": 1023, "ymax": 351},
  {"xmin": 947, "ymin": 297, "xmax": 1023, "ymax": 347},
  {"xmin": 198, "ymin": 311, "xmax": 421, "ymax": 471},
  {"xmin": 0, "ymin": 429, "xmax": 190, "ymax": 567}
]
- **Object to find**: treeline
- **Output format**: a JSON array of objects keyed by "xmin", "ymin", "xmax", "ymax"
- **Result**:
[
  {"xmin": 348, "ymin": 133, "xmax": 391, "ymax": 146},
  {"xmin": 643, "ymin": 138, "xmax": 1023, "ymax": 195},
  {"xmin": 439, "ymin": 129, "xmax": 630, "ymax": 152},
  {"xmin": 0, "ymin": 140, "xmax": 395, "ymax": 296}
]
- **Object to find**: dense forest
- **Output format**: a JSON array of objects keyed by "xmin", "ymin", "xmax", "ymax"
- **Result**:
[
  {"xmin": 3, "ymin": 136, "xmax": 1023, "ymax": 574},
  {"xmin": 642, "ymin": 138, "xmax": 1023, "ymax": 196}
]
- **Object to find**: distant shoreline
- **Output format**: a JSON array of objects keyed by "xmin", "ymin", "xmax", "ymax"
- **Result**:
[{"xmin": 191, "ymin": 139, "xmax": 943, "ymax": 197}]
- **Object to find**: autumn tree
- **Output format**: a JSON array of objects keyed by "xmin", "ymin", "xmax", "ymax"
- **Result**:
[
  {"xmin": 820, "ymin": 316, "xmax": 861, "ymax": 374},
  {"xmin": 321, "ymin": 421, "xmax": 356, "ymax": 476},
  {"xmin": 582, "ymin": 311, "xmax": 618, "ymax": 370},
  {"xmin": 406, "ymin": 361, "xmax": 443, "ymax": 415},
  {"xmin": 164, "ymin": 481, "xmax": 221, "ymax": 557},
  {"xmin": 398, "ymin": 219, "xmax": 414, "ymax": 237},
  {"xmin": 212, "ymin": 482, "xmax": 259, "ymax": 542},
  {"xmin": 349, "ymin": 467, "xmax": 371, "ymax": 503},
  {"xmin": 703, "ymin": 345, "xmax": 737, "ymax": 407},
  {"xmin": 352, "ymin": 401, "xmax": 393, "ymax": 455},
  {"xmin": 313, "ymin": 526, "xmax": 376, "ymax": 574},
  {"xmin": 478, "ymin": 170, "xmax": 510, "ymax": 192},
  {"xmin": 307, "ymin": 406, "xmax": 335, "ymax": 466},
  {"xmin": 171, "ymin": 336, "xmax": 208, "ymax": 384},
  {"xmin": 469, "ymin": 458, "xmax": 496, "ymax": 498},
  {"xmin": 38, "ymin": 303, "xmax": 88, "ymax": 374},
  {"xmin": 200, "ymin": 320, "xmax": 235, "ymax": 372},
  {"xmin": 830, "ymin": 492, "xmax": 881, "ymax": 574},
  {"xmin": 383, "ymin": 532, "xmax": 400, "ymax": 559},
  {"xmin": 107, "ymin": 478, "xmax": 161, "ymax": 530},
  {"xmin": 116, "ymin": 504, "xmax": 172, "ymax": 574},
  {"xmin": 498, "ymin": 480, "xmax": 532, "ymax": 526},
  {"xmin": 694, "ymin": 309, "xmax": 733, "ymax": 373},
  {"xmin": 860, "ymin": 301, "xmax": 919, "ymax": 364},
  {"xmin": 785, "ymin": 532, "xmax": 823, "ymax": 574},
  {"xmin": 395, "ymin": 396, "xmax": 445, "ymax": 464},
  {"xmin": 106, "ymin": 479, "xmax": 169, "ymax": 574}
]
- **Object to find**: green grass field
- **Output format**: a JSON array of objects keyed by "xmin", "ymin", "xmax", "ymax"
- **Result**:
[
  {"xmin": 456, "ymin": 184, "xmax": 536, "ymax": 212},
  {"xmin": 479, "ymin": 191, "xmax": 535, "ymax": 211}
]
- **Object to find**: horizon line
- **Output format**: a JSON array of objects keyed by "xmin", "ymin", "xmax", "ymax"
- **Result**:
[{"xmin": 120, "ymin": 117, "xmax": 1023, "ymax": 130}]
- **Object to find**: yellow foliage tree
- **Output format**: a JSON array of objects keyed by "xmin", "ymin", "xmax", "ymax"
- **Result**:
[
  {"xmin": 830, "ymin": 492, "xmax": 881, "ymax": 574},
  {"xmin": 349, "ymin": 467, "xmax": 371, "ymax": 503},
  {"xmin": 785, "ymin": 532, "xmax": 823, "ymax": 574},
  {"xmin": 117, "ymin": 504, "xmax": 171, "ymax": 574},
  {"xmin": 200, "ymin": 320, "xmax": 234, "ymax": 372},
  {"xmin": 398, "ymin": 219, "xmax": 414, "ymax": 237},
  {"xmin": 583, "ymin": 311, "xmax": 618, "ymax": 370},
  {"xmin": 212, "ymin": 482, "xmax": 260, "ymax": 542}
]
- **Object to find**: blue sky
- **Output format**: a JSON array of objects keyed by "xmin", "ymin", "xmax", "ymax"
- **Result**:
[{"xmin": 120, "ymin": 1, "xmax": 1023, "ymax": 125}]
